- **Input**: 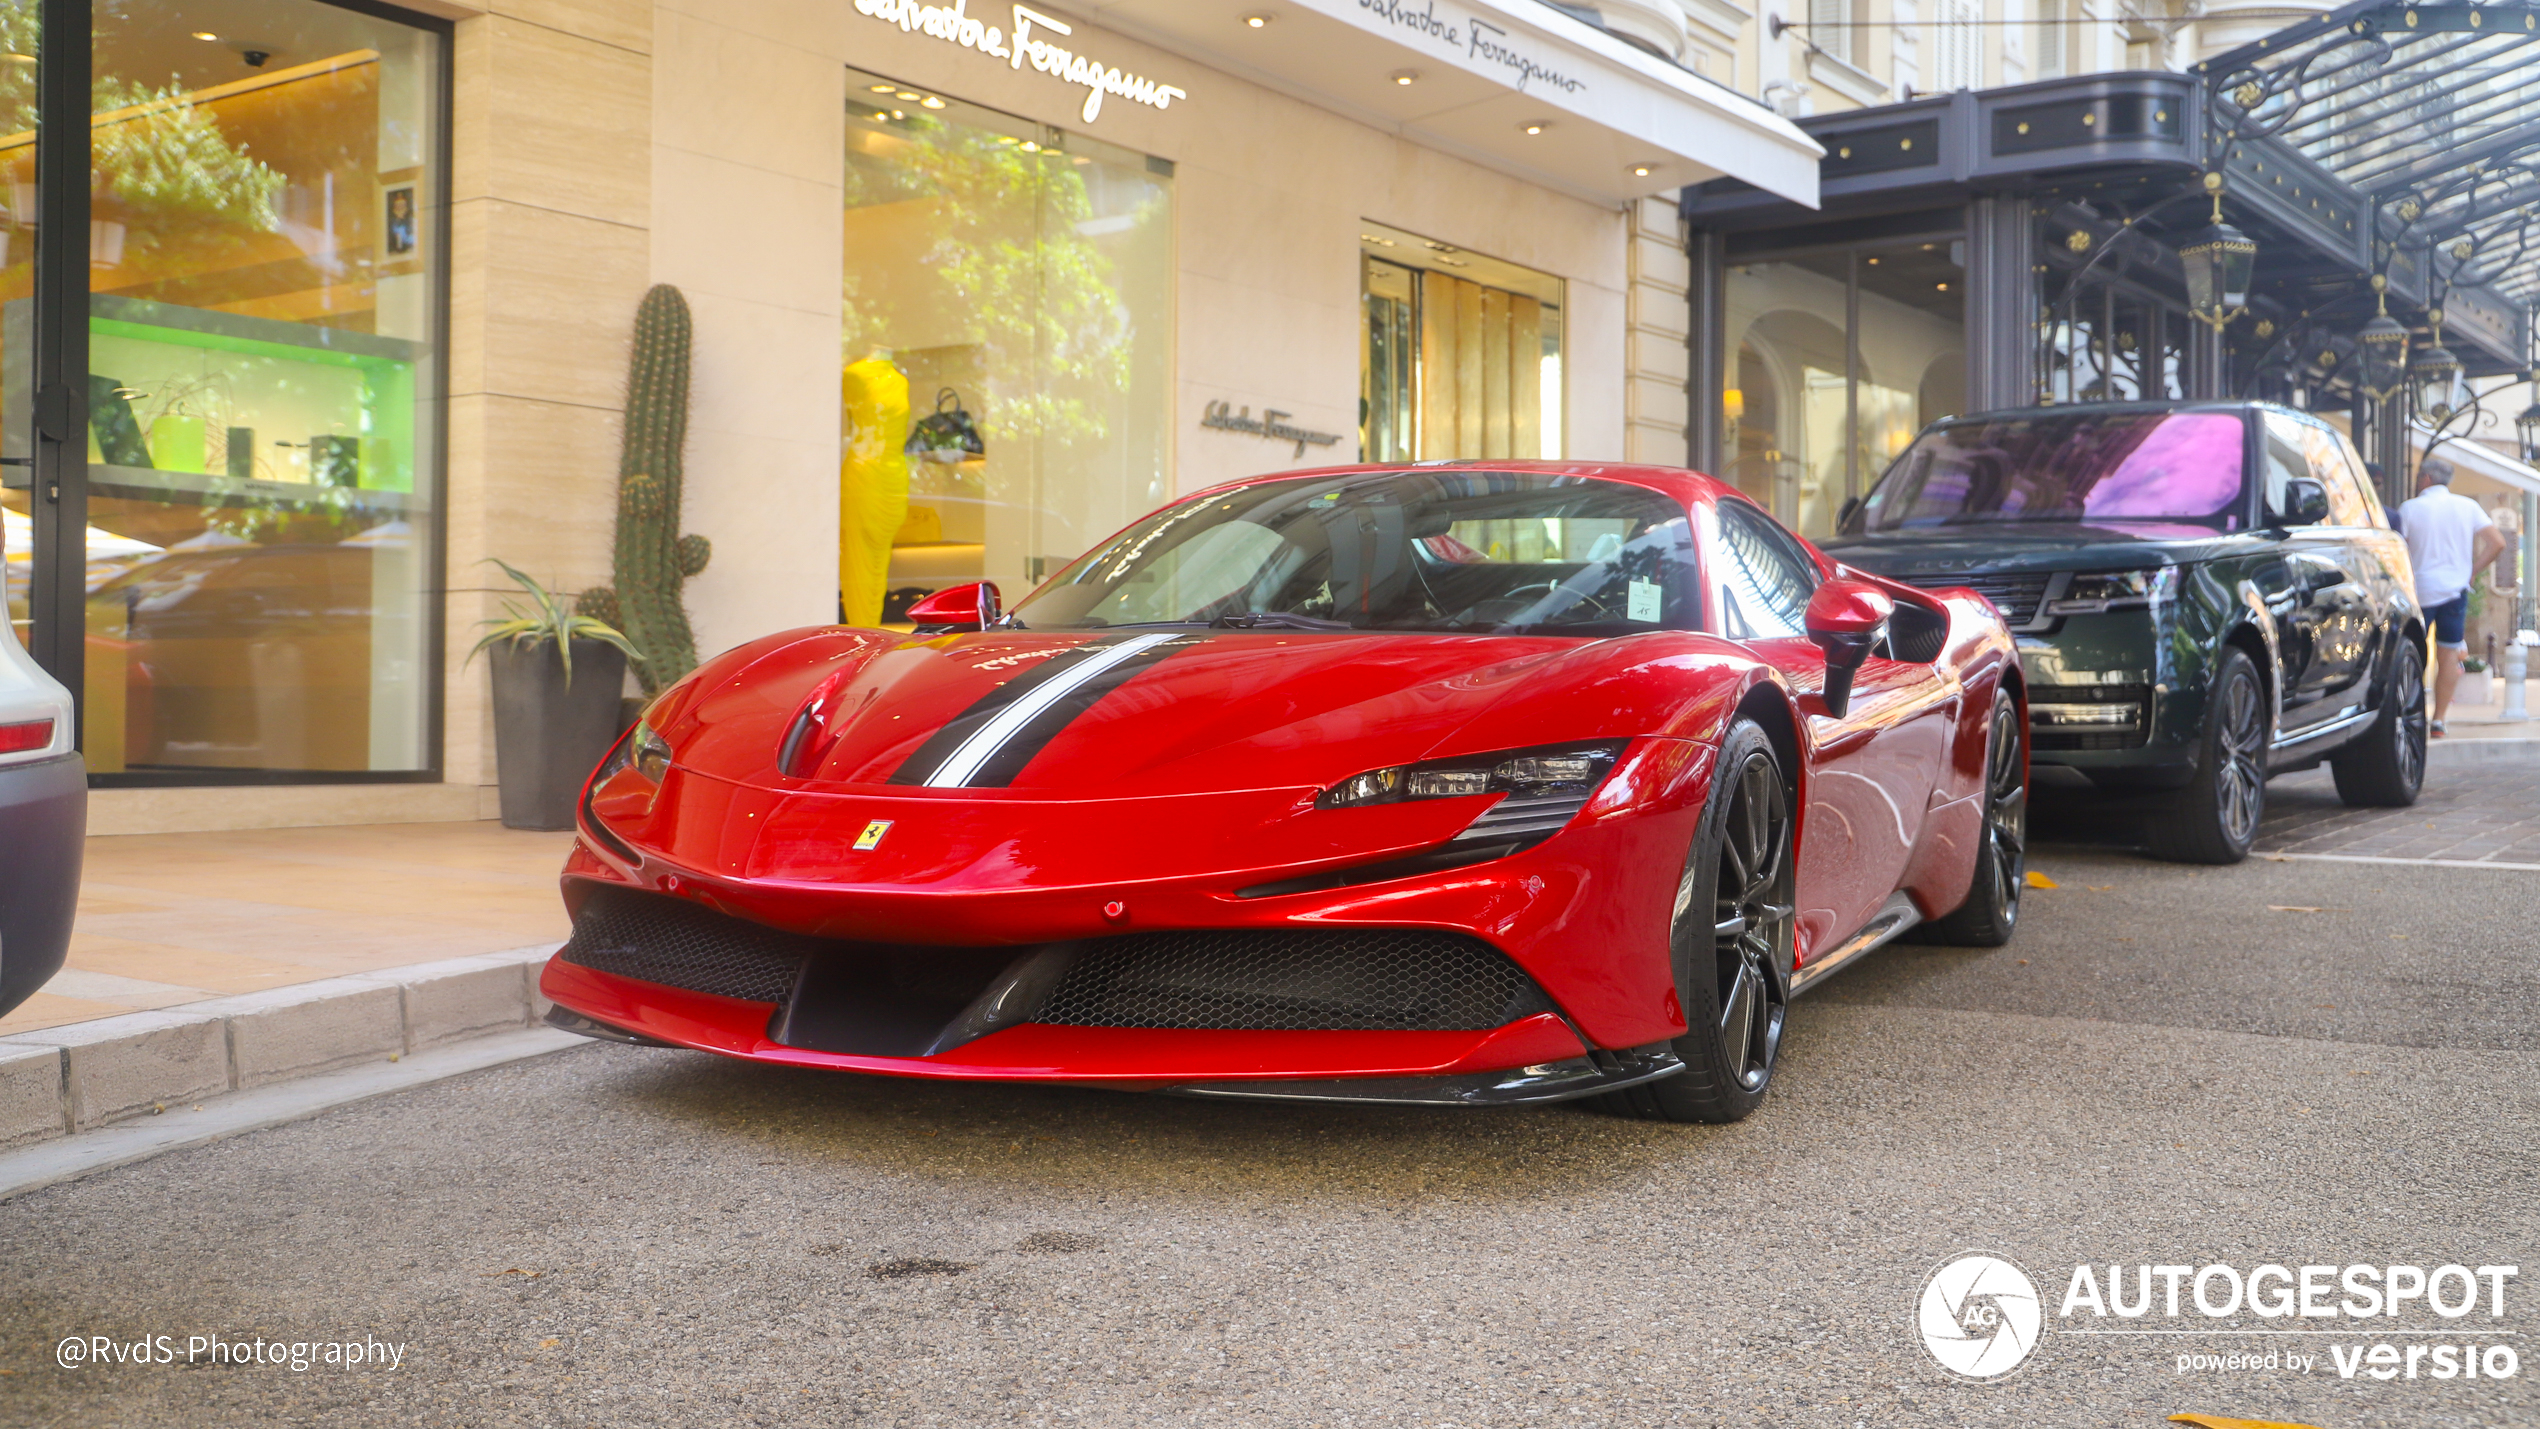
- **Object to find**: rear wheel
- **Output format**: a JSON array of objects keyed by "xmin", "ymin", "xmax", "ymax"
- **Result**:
[
  {"xmin": 1603, "ymin": 720, "xmax": 1795, "ymax": 1125},
  {"xmin": 1927, "ymin": 686, "xmax": 2026, "ymax": 946},
  {"xmin": 2330, "ymin": 640, "xmax": 2427, "ymax": 808},
  {"xmin": 2148, "ymin": 648, "xmax": 2266, "ymax": 865}
]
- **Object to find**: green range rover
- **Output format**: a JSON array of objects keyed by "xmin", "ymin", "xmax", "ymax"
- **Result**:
[{"xmin": 1825, "ymin": 400, "xmax": 2427, "ymax": 864}]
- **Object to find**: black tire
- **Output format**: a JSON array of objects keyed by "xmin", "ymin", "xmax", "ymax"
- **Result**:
[
  {"xmin": 1927, "ymin": 686, "xmax": 2026, "ymax": 946},
  {"xmin": 2148, "ymin": 647, "xmax": 2267, "ymax": 865},
  {"xmin": 2330, "ymin": 639, "xmax": 2427, "ymax": 808},
  {"xmin": 1603, "ymin": 719, "xmax": 1796, "ymax": 1125}
]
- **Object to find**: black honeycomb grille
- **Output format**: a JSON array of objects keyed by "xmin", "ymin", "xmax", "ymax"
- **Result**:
[
  {"xmin": 559, "ymin": 886, "xmax": 810, "ymax": 1004},
  {"xmin": 1891, "ymin": 570, "xmax": 2053, "ymax": 626},
  {"xmin": 1035, "ymin": 929, "xmax": 1550, "ymax": 1032}
]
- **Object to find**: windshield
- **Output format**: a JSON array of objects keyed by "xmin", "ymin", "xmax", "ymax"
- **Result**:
[
  {"xmin": 1849, "ymin": 411, "xmax": 2249, "ymax": 533},
  {"xmin": 1011, "ymin": 469, "xmax": 1700, "ymax": 637}
]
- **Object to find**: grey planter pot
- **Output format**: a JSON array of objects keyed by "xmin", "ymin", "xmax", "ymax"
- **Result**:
[{"xmin": 489, "ymin": 637, "xmax": 629, "ymax": 831}]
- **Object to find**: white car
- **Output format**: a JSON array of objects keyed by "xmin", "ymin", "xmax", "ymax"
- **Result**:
[{"xmin": 0, "ymin": 603, "xmax": 82, "ymax": 1019}]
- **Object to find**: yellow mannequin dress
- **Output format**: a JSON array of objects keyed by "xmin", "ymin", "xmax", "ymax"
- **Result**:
[{"xmin": 839, "ymin": 354, "xmax": 911, "ymax": 626}]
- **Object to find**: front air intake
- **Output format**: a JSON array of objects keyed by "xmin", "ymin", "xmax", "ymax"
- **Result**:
[
  {"xmin": 1031, "ymin": 928, "xmax": 1551, "ymax": 1032},
  {"xmin": 559, "ymin": 885, "xmax": 814, "ymax": 1004}
]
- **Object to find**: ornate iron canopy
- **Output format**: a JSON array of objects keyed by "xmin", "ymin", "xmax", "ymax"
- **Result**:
[{"xmin": 2199, "ymin": 3, "xmax": 2540, "ymax": 307}]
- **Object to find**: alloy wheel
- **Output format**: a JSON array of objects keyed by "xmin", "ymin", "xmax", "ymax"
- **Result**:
[
  {"xmin": 1710, "ymin": 752, "xmax": 1795, "ymax": 1091},
  {"xmin": 1984, "ymin": 696, "xmax": 2028, "ymax": 917},
  {"xmin": 2215, "ymin": 669, "xmax": 2266, "ymax": 846},
  {"xmin": 2393, "ymin": 648, "xmax": 2427, "ymax": 790}
]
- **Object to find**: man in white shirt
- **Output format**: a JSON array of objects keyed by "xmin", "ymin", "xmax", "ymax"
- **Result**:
[{"xmin": 2396, "ymin": 456, "xmax": 2509, "ymax": 733}]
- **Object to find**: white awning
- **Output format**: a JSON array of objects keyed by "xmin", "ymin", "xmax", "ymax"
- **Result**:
[
  {"xmin": 1083, "ymin": 0, "xmax": 1823, "ymax": 207},
  {"xmin": 2414, "ymin": 426, "xmax": 2540, "ymax": 498}
]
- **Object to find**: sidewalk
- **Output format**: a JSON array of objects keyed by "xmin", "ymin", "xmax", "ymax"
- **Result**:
[{"xmin": 0, "ymin": 822, "xmax": 574, "ymax": 1037}]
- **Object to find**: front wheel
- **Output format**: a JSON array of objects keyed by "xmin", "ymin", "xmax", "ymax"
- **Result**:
[
  {"xmin": 1603, "ymin": 719, "xmax": 1796, "ymax": 1125},
  {"xmin": 2148, "ymin": 647, "xmax": 2267, "ymax": 865},
  {"xmin": 1927, "ymin": 685, "xmax": 2026, "ymax": 946},
  {"xmin": 2330, "ymin": 640, "xmax": 2427, "ymax": 807}
]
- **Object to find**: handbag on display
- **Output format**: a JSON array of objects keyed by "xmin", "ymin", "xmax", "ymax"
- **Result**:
[{"xmin": 904, "ymin": 388, "xmax": 986, "ymax": 464}]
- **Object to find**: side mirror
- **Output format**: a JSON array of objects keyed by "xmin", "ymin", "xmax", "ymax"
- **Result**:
[
  {"xmin": 1805, "ymin": 578, "xmax": 1893, "ymax": 718},
  {"xmin": 904, "ymin": 580, "xmax": 1002, "ymax": 631},
  {"xmin": 2277, "ymin": 477, "xmax": 2331, "ymax": 527}
]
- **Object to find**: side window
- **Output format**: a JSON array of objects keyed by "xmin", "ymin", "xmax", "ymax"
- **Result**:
[
  {"xmin": 1714, "ymin": 501, "xmax": 1819, "ymax": 640},
  {"xmin": 2298, "ymin": 419, "xmax": 2375, "ymax": 527},
  {"xmin": 2260, "ymin": 413, "xmax": 2310, "ymax": 522}
]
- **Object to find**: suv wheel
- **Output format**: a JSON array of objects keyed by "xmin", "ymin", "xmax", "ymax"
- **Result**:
[
  {"xmin": 2330, "ymin": 639, "xmax": 2427, "ymax": 807},
  {"xmin": 2148, "ymin": 647, "xmax": 2266, "ymax": 865}
]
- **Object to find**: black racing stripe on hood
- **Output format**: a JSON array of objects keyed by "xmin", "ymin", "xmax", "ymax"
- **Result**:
[
  {"xmin": 956, "ymin": 635, "xmax": 1209, "ymax": 788},
  {"xmin": 885, "ymin": 633, "xmax": 1147, "ymax": 787}
]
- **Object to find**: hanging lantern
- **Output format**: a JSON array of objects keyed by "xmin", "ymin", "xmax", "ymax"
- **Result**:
[
  {"xmin": 2412, "ymin": 343, "xmax": 2464, "ymax": 421},
  {"xmin": 2182, "ymin": 173, "xmax": 2257, "ymax": 332},
  {"xmin": 2357, "ymin": 276, "xmax": 2411, "ymax": 400},
  {"xmin": 2412, "ymin": 308, "xmax": 2463, "ymax": 422},
  {"xmin": 2517, "ymin": 395, "xmax": 2540, "ymax": 464}
]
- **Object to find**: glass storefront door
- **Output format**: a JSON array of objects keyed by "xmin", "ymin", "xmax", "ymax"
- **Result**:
[
  {"xmin": 840, "ymin": 68, "xmax": 1173, "ymax": 627},
  {"xmin": 1724, "ymin": 239, "xmax": 1965, "ymax": 540},
  {"xmin": 1357, "ymin": 220, "xmax": 1563, "ymax": 464},
  {"xmin": 4, "ymin": 0, "xmax": 448, "ymax": 780}
]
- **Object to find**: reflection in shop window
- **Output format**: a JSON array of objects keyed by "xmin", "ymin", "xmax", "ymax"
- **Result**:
[
  {"xmin": 1724, "ymin": 243, "xmax": 1965, "ymax": 541},
  {"xmin": 1358, "ymin": 219, "xmax": 1562, "ymax": 465},
  {"xmin": 839, "ymin": 70, "xmax": 1173, "ymax": 629},
  {"xmin": 0, "ymin": 2, "xmax": 447, "ymax": 776}
]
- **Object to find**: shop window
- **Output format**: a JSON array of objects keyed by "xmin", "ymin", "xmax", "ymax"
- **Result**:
[
  {"xmin": 1357, "ymin": 220, "xmax": 1563, "ymax": 465},
  {"xmin": 0, "ymin": 1, "xmax": 449, "ymax": 778},
  {"xmin": 1724, "ymin": 241, "xmax": 1964, "ymax": 540},
  {"xmin": 839, "ymin": 70, "xmax": 1173, "ymax": 627}
]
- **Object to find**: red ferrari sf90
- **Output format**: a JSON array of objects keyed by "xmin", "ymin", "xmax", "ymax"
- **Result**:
[{"xmin": 543, "ymin": 462, "xmax": 2025, "ymax": 1121}]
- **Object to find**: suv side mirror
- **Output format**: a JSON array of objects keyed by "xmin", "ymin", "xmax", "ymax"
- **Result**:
[
  {"xmin": 904, "ymin": 580, "xmax": 1001, "ymax": 631},
  {"xmin": 2277, "ymin": 477, "xmax": 2331, "ymax": 527},
  {"xmin": 1805, "ymin": 578, "xmax": 1893, "ymax": 718}
]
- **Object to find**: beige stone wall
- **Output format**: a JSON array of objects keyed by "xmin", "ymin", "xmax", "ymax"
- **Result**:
[{"xmin": 1624, "ymin": 196, "xmax": 1692, "ymax": 467}]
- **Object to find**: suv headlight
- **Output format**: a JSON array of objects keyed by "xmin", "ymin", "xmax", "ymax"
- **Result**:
[
  {"xmin": 2047, "ymin": 566, "xmax": 2177, "ymax": 615},
  {"xmin": 1318, "ymin": 741, "xmax": 1628, "ymax": 845}
]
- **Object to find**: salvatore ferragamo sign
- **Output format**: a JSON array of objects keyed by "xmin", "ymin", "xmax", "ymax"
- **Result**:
[{"xmin": 852, "ymin": 1, "xmax": 1191, "ymax": 123}]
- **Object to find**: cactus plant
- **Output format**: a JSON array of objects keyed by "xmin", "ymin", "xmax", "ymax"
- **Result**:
[{"xmin": 581, "ymin": 283, "xmax": 709, "ymax": 696}]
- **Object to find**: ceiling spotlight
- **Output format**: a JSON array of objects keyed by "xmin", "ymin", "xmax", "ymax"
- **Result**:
[
  {"xmin": 192, "ymin": 31, "xmax": 220, "ymax": 41},
  {"xmin": 869, "ymin": 83, "xmax": 895, "ymax": 93},
  {"xmin": 1391, "ymin": 69, "xmax": 1419, "ymax": 85},
  {"xmin": 1630, "ymin": 164, "xmax": 1653, "ymax": 177},
  {"xmin": 1521, "ymin": 121, "xmax": 1550, "ymax": 135},
  {"xmin": 921, "ymin": 96, "xmax": 945, "ymax": 108},
  {"xmin": 896, "ymin": 91, "xmax": 920, "ymax": 100},
  {"xmin": 1242, "ymin": 12, "xmax": 1272, "ymax": 27},
  {"xmin": 1936, "ymin": 282, "xmax": 1950, "ymax": 291}
]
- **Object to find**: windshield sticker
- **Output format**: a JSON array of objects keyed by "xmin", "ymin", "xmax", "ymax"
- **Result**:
[{"xmin": 1628, "ymin": 579, "xmax": 1662, "ymax": 622}]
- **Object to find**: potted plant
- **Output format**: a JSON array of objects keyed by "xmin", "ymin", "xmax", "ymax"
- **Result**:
[{"xmin": 471, "ymin": 559, "xmax": 641, "ymax": 831}]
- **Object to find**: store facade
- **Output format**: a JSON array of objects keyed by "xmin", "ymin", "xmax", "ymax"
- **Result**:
[{"xmin": 1, "ymin": 0, "xmax": 1819, "ymax": 833}]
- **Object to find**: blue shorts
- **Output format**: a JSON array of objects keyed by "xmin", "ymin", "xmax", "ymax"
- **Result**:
[{"xmin": 2428, "ymin": 594, "xmax": 2468, "ymax": 648}]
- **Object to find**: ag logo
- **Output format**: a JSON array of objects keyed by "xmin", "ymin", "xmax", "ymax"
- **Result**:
[{"xmin": 1916, "ymin": 1252, "xmax": 2042, "ymax": 1380}]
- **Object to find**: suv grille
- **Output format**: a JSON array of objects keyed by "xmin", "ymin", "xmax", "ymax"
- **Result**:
[
  {"xmin": 1035, "ymin": 929, "xmax": 1552, "ymax": 1032},
  {"xmin": 1891, "ymin": 570, "xmax": 2054, "ymax": 627},
  {"xmin": 559, "ymin": 886, "xmax": 811, "ymax": 1004}
]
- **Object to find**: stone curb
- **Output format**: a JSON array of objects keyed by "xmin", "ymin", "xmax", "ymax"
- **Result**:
[
  {"xmin": 2427, "ymin": 736, "xmax": 2540, "ymax": 766},
  {"xmin": 0, "ymin": 943, "xmax": 563, "ymax": 1151}
]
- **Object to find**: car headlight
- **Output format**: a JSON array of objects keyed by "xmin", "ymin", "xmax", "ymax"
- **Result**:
[
  {"xmin": 2046, "ymin": 566, "xmax": 2177, "ymax": 615},
  {"xmin": 594, "ymin": 720, "xmax": 672, "ymax": 786},
  {"xmin": 1318, "ymin": 741, "xmax": 1628, "ymax": 845}
]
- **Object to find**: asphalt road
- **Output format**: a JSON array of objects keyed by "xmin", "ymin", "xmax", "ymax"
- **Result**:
[{"xmin": 3, "ymin": 786, "xmax": 2536, "ymax": 1428}]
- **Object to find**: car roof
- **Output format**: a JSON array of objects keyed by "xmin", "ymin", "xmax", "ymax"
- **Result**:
[
  {"xmin": 1936, "ymin": 399, "xmax": 2273, "ymax": 427},
  {"xmin": 1177, "ymin": 459, "xmax": 1754, "ymax": 511}
]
